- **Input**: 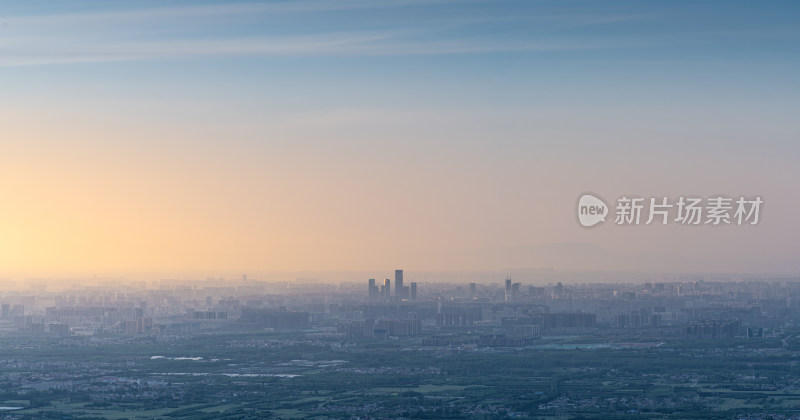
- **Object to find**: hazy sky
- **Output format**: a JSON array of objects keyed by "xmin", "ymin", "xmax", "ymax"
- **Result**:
[{"xmin": 1, "ymin": 0, "xmax": 798, "ymax": 276}]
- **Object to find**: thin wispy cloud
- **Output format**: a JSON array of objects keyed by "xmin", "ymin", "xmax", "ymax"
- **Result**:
[
  {"xmin": 0, "ymin": 0, "xmax": 470, "ymax": 26},
  {"xmin": 0, "ymin": 33, "xmax": 660, "ymax": 67},
  {"xmin": 0, "ymin": 0, "xmax": 656, "ymax": 67}
]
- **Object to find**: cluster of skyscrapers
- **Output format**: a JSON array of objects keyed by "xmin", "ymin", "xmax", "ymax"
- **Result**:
[{"xmin": 368, "ymin": 269, "xmax": 417, "ymax": 300}]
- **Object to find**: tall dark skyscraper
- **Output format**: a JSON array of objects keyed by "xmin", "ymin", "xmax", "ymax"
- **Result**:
[
  {"xmin": 368, "ymin": 278, "xmax": 377, "ymax": 299},
  {"xmin": 395, "ymin": 269, "xmax": 403, "ymax": 297},
  {"xmin": 410, "ymin": 282, "xmax": 417, "ymax": 300},
  {"xmin": 505, "ymin": 276, "xmax": 512, "ymax": 301},
  {"xmin": 384, "ymin": 278, "xmax": 391, "ymax": 298}
]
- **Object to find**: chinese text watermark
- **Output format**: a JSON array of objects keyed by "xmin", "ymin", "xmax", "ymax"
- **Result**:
[{"xmin": 577, "ymin": 194, "xmax": 762, "ymax": 227}]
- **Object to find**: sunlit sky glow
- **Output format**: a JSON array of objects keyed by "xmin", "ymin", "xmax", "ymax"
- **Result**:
[{"xmin": 1, "ymin": 0, "xmax": 799, "ymax": 277}]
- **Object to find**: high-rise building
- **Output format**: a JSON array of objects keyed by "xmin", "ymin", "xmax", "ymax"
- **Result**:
[
  {"xmin": 505, "ymin": 276, "xmax": 512, "ymax": 301},
  {"xmin": 368, "ymin": 278, "xmax": 377, "ymax": 299},
  {"xmin": 512, "ymin": 282, "xmax": 521, "ymax": 299},
  {"xmin": 529, "ymin": 286, "xmax": 545, "ymax": 297},
  {"xmin": 410, "ymin": 282, "xmax": 417, "ymax": 300},
  {"xmin": 384, "ymin": 278, "xmax": 391, "ymax": 298},
  {"xmin": 1, "ymin": 304, "xmax": 9, "ymax": 320},
  {"xmin": 395, "ymin": 269, "xmax": 404, "ymax": 298},
  {"xmin": 554, "ymin": 282, "xmax": 564, "ymax": 297},
  {"xmin": 375, "ymin": 319, "xmax": 422, "ymax": 337}
]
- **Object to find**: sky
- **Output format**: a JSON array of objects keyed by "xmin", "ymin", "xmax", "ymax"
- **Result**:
[{"xmin": 0, "ymin": 0, "xmax": 799, "ymax": 277}]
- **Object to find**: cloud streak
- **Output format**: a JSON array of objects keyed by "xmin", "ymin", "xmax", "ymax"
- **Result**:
[
  {"xmin": 1, "ymin": 0, "xmax": 461, "ymax": 25},
  {"xmin": 0, "ymin": 0, "xmax": 656, "ymax": 67},
  {"xmin": 0, "ymin": 35, "xmax": 656, "ymax": 67}
]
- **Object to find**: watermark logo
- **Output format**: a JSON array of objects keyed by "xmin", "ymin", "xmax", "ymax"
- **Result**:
[
  {"xmin": 577, "ymin": 194, "xmax": 763, "ymax": 227},
  {"xmin": 577, "ymin": 193, "xmax": 609, "ymax": 227}
]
